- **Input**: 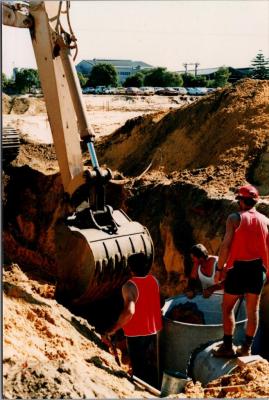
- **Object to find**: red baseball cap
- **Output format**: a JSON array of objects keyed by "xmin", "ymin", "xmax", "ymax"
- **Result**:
[{"xmin": 235, "ymin": 185, "xmax": 259, "ymax": 199}]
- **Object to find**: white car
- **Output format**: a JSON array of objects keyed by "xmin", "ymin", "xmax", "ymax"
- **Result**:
[
  {"xmin": 140, "ymin": 86, "xmax": 155, "ymax": 95},
  {"xmin": 174, "ymin": 87, "xmax": 187, "ymax": 95}
]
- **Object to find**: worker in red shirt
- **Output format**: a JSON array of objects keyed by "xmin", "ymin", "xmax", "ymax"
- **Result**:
[
  {"xmin": 107, "ymin": 252, "xmax": 163, "ymax": 388},
  {"xmin": 213, "ymin": 185, "xmax": 269, "ymax": 358}
]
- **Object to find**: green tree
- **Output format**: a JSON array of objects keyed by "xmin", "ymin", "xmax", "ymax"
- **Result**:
[
  {"xmin": 2, "ymin": 72, "xmax": 9, "ymax": 90},
  {"xmin": 88, "ymin": 63, "xmax": 118, "ymax": 87},
  {"xmin": 213, "ymin": 66, "xmax": 230, "ymax": 87},
  {"xmin": 181, "ymin": 73, "xmax": 197, "ymax": 87},
  {"xmin": 144, "ymin": 67, "xmax": 183, "ymax": 87},
  {"xmin": 123, "ymin": 72, "xmax": 144, "ymax": 87},
  {"xmin": 250, "ymin": 51, "xmax": 269, "ymax": 79},
  {"xmin": 15, "ymin": 68, "xmax": 40, "ymax": 93},
  {"xmin": 77, "ymin": 72, "xmax": 88, "ymax": 88},
  {"xmin": 194, "ymin": 75, "xmax": 208, "ymax": 87}
]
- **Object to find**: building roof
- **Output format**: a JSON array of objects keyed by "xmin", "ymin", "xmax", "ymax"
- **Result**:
[
  {"xmin": 177, "ymin": 66, "xmax": 252, "ymax": 76},
  {"xmin": 78, "ymin": 59, "xmax": 153, "ymax": 69},
  {"xmin": 177, "ymin": 67, "xmax": 219, "ymax": 75}
]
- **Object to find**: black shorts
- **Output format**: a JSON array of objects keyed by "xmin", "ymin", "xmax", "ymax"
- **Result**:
[
  {"xmin": 225, "ymin": 259, "xmax": 267, "ymax": 295},
  {"xmin": 126, "ymin": 334, "xmax": 159, "ymax": 388}
]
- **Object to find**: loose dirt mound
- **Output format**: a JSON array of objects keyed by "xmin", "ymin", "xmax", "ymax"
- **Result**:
[
  {"xmin": 203, "ymin": 360, "xmax": 269, "ymax": 398},
  {"xmin": 165, "ymin": 302, "xmax": 205, "ymax": 324},
  {"xmin": 97, "ymin": 79, "xmax": 269, "ymax": 195},
  {"xmin": 3, "ymin": 93, "xmax": 12, "ymax": 113},
  {"xmin": 167, "ymin": 360, "xmax": 269, "ymax": 398},
  {"xmin": 4, "ymin": 264, "xmax": 269, "ymax": 399},
  {"xmin": 2, "ymin": 94, "xmax": 47, "ymax": 115},
  {"xmin": 3, "ymin": 264, "xmax": 152, "ymax": 399},
  {"xmin": 11, "ymin": 96, "xmax": 47, "ymax": 115}
]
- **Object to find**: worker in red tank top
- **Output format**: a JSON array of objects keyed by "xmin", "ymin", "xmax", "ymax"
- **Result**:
[
  {"xmin": 213, "ymin": 185, "xmax": 269, "ymax": 358},
  {"xmin": 107, "ymin": 252, "xmax": 163, "ymax": 388}
]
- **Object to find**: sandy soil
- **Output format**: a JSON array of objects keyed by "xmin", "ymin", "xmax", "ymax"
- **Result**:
[
  {"xmin": 3, "ymin": 264, "xmax": 269, "ymax": 399},
  {"xmin": 3, "ymin": 93, "xmax": 192, "ymax": 143},
  {"xmin": 3, "ymin": 264, "xmax": 153, "ymax": 399}
]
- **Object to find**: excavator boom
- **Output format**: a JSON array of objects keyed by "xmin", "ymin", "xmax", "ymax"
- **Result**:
[{"xmin": 3, "ymin": 0, "xmax": 154, "ymax": 304}]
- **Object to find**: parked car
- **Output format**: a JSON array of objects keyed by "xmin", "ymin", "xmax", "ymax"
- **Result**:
[
  {"xmin": 173, "ymin": 87, "xmax": 187, "ymax": 95},
  {"xmin": 196, "ymin": 87, "xmax": 208, "ymax": 96},
  {"xmin": 186, "ymin": 87, "xmax": 198, "ymax": 96},
  {"xmin": 114, "ymin": 87, "xmax": 126, "ymax": 95},
  {"xmin": 125, "ymin": 87, "xmax": 141, "ymax": 95},
  {"xmin": 186, "ymin": 87, "xmax": 208, "ymax": 96},
  {"xmin": 140, "ymin": 86, "xmax": 155, "ymax": 95},
  {"xmin": 94, "ymin": 86, "xmax": 107, "ymax": 94},
  {"xmin": 102, "ymin": 87, "xmax": 115, "ymax": 94},
  {"xmin": 156, "ymin": 87, "xmax": 178, "ymax": 96},
  {"xmin": 82, "ymin": 87, "xmax": 95, "ymax": 94}
]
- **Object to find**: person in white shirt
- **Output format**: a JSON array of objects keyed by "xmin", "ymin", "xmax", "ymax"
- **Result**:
[{"xmin": 185, "ymin": 244, "xmax": 222, "ymax": 298}]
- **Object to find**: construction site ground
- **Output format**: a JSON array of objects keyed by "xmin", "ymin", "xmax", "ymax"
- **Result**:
[{"xmin": 2, "ymin": 79, "xmax": 269, "ymax": 398}]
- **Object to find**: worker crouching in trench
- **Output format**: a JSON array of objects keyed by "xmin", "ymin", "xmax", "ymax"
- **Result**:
[
  {"xmin": 185, "ymin": 244, "xmax": 223, "ymax": 299},
  {"xmin": 104, "ymin": 253, "xmax": 163, "ymax": 389}
]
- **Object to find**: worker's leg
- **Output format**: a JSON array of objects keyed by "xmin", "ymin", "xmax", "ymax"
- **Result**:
[
  {"xmin": 245, "ymin": 293, "xmax": 261, "ymax": 337},
  {"xmin": 236, "ymin": 294, "xmax": 260, "ymax": 356},
  {"xmin": 222, "ymin": 293, "xmax": 241, "ymax": 335},
  {"xmin": 127, "ymin": 336, "xmax": 147, "ymax": 379},
  {"xmin": 212, "ymin": 293, "xmax": 239, "ymax": 357},
  {"xmin": 127, "ymin": 335, "xmax": 158, "ymax": 387},
  {"xmin": 236, "ymin": 262, "xmax": 266, "ymax": 356},
  {"xmin": 260, "ymin": 282, "xmax": 269, "ymax": 359}
]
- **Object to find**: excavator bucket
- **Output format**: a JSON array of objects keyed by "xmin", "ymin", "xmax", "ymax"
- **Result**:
[{"xmin": 55, "ymin": 209, "xmax": 154, "ymax": 304}]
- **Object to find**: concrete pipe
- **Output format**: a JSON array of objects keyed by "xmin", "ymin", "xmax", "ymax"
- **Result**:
[
  {"xmin": 160, "ymin": 293, "xmax": 246, "ymax": 375},
  {"xmin": 188, "ymin": 340, "xmax": 238, "ymax": 385}
]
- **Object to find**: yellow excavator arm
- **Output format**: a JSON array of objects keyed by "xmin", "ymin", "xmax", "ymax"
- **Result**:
[
  {"xmin": 3, "ymin": 0, "xmax": 97, "ymax": 196},
  {"xmin": 3, "ymin": 1, "xmax": 154, "ymax": 305}
]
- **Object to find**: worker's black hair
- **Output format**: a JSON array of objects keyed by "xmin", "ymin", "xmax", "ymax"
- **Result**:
[
  {"xmin": 190, "ymin": 244, "xmax": 209, "ymax": 259},
  {"xmin": 127, "ymin": 253, "xmax": 151, "ymax": 277},
  {"xmin": 237, "ymin": 196, "xmax": 257, "ymax": 208}
]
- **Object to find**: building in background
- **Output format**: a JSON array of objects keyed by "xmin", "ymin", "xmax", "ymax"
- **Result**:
[
  {"xmin": 76, "ymin": 59, "xmax": 153, "ymax": 84},
  {"xmin": 177, "ymin": 66, "xmax": 253, "ymax": 83}
]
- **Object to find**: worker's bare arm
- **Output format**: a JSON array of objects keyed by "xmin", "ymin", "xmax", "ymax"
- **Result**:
[
  {"xmin": 107, "ymin": 281, "xmax": 138, "ymax": 335},
  {"xmin": 215, "ymin": 213, "xmax": 239, "ymax": 282}
]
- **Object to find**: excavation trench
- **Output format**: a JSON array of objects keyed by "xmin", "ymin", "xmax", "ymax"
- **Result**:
[
  {"xmin": 3, "ymin": 79, "xmax": 269, "ymax": 330},
  {"xmin": 3, "ymin": 164, "xmax": 269, "ymax": 325}
]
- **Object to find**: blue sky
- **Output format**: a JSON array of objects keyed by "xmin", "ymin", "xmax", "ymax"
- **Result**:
[{"xmin": 2, "ymin": 0, "xmax": 269, "ymax": 77}]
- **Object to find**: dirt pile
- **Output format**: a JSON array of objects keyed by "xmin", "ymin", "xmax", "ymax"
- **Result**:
[
  {"xmin": 3, "ymin": 94, "xmax": 47, "ymax": 115},
  {"xmin": 165, "ymin": 302, "xmax": 205, "ymax": 324},
  {"xmin": 3, "ymin": 93, "xmax": 12, "ymax": 113},
  {"xmin": 203, "ymin": 359, "xmax": 269, "ymax": 398},
  {"xmin": 166, "ymin": 360, "xmax": 269, "ymax": 398},
  {"xmin": 3, "ymin": 263, "xmax": 152, "ymax": 399},
  {"xmin": 4, "ymin": 264, "xmax": 269, "ymax": 399},
  {"xmin": 97, "ymin": 79, "xmax": 269, "ymax": 196}
]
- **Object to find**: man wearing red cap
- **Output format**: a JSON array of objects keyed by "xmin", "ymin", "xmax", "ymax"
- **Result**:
[{"xmin": 213, "ymin": 184, "xmax": 269, "ymax": 358}]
